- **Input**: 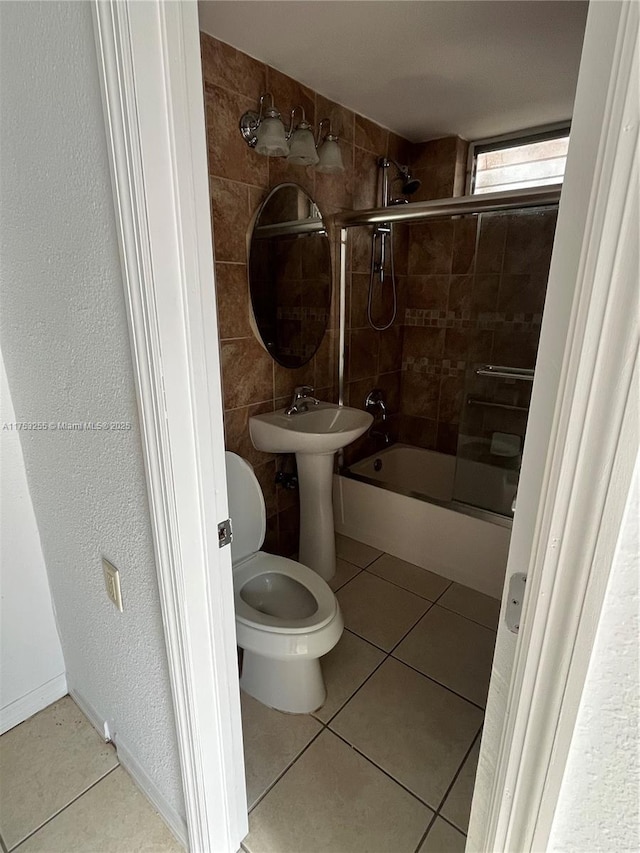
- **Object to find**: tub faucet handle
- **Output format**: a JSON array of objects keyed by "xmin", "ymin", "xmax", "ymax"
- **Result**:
[{"xmin": 365, "ymin": 388, "xmax": 387, "ymax": 421}]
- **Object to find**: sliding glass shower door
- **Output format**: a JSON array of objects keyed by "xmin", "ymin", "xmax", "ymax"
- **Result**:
[{"xmin": 451, "ymin": 207, "xmax": 557, "ymax": 516}]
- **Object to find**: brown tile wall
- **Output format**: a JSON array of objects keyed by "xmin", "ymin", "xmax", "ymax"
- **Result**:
[
  {"xmin": 201, "ymin": 33, "xmax": 410, "ymax": 554},
  {"xmin": 343, "ymin": 134, "xmax": 473, "ymax": 463},
  {"xmin": 409, "ymin": 136, "xmax": 469, "ymax": 202},
  {"xmin": 341, "ymin": 126, "xmax": 412, "ymax": 465},
  {"xmin": 400, "ymin": 207, "xmax": 558, "ymax": 454},
  {"xmin": 201, "ymin": 31, "xmax": 558, "ymax": 524}
]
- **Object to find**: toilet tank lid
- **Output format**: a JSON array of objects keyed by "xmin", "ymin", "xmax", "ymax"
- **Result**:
[{"xmin": 225, "ymin": 451, "xmax": 266, "ymax": 563}]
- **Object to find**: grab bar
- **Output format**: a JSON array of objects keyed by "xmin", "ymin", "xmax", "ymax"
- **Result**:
[
  {"xmin": 476, "ymin": 365, "xmax": 534, "ymax": 381},
  {"xmin": 467, "ymin": 397, "xmax": 529, "ymax": 413}
]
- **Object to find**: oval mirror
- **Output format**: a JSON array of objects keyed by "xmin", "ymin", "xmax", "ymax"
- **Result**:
[{"xmin": 248, "ymin": 183, "xmax": 332, "ymax": 369}]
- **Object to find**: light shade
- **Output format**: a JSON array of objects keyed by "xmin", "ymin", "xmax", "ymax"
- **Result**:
[
  {"xmin": 255, "ymin": 113, "xmax": 289, "ymax": 157},
  {"xmin": 316, "ymin": 135, "xmax": 344, "ymax": 174},
  {"xmin": 287, "ymin": 125, "xmax": 319, "ymax": 166}
]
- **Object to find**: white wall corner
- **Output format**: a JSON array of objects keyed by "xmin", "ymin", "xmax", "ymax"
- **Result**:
[
  {"xmin": 0, "ymin": 349, "xmax": 67, "ymax": 733},
  {"xmin": 67, "ymin": 684, "xmax": 111, "ymax": 742},
  {"xmin": 0, "ymin": 674, "xmax": 67, "ymax": 737}
]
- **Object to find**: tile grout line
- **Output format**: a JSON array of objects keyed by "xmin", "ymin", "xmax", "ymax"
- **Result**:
[
  {"xmin": 365, "ymin": 564, "xmax": 454, "ymax": 604},
  {"xmin": 6, "ymin": 764, "xmax": 120, "ymax": 851},
  {"xmin": 321, "ymin": 593, "xmax": 483, "ymax": 817},
  {"xmin": 328, "ymin": 728, "xmax": 439, "ymax": 815},
  {"xmin": 245, "ymin": 548, "xmax": 489, "ymax": 844},
  {"xmin": 340, "ymin": 546, "xmax": 457, "ymax": 606},
  {"xmin": 0, "ymin": 830, "xmax": 8, "ymax": 853},
  {"xmin": 248, "ymin": 614, "xmax": 401, "ymax": 816},
  {"xmin": 246, "ymin": 727, "xmax": 325, "ymax": 815},
  {"xmin": 247, "ymin": 626, "xmax": 411, "ymax": 817},
  {"xmin": 432, "ymin": 600, "xmax": 499, "ymax": 633},
  {"xmin": 388, "ymin": 651, "xmax": 488, "ymax": 712},
  {"xmin": 413, "ymin": 729, "xmax": 484, "ymax": 851},
  {"xmin": 314, "ymin": 639, "xmax": 390, "ymax": 729},
  {"xmin": 413, "ymin": 811, "xmax": 439, "ymax": 853},
  {"xmin": 431, "ymin": 725, "xmax": 484, "ymax": 831},
  {"xmin": 327, "ymin": 556, "xmax": 487, "ymax": 835},
  {"xmin": 436, "ymin": 811, "xmax": 471, "ymax": 839},
  {"xmin": 333, "ymin": 590, "xmax": 489, "ymax": 711}
]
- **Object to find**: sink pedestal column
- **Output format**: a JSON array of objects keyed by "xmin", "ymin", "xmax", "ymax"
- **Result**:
[{"xmin": 295, "ymin": 452, "xmax": 336, "ymax": 581}]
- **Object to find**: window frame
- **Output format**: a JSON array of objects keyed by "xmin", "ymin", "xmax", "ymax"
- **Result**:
[{"xmin": 467, "ymin": 122, "xmax": 572, "ymax": 195}]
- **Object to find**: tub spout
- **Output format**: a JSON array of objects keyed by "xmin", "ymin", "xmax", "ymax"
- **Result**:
[{"xmin": 370, "ymin": 426, "xmax": 392, "ymax": 446}]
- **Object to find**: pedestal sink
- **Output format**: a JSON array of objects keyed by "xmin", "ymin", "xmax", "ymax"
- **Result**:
[{"xmin": 249, "ymin": 403, "xmax": 373, "ymax": 580}]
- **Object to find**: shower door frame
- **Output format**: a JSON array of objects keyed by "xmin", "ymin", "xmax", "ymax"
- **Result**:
[
  {"xmin": 335, "ymin": 184, "xmax": 562, "ymax": 410},
  {"xmin": 334, "ymin": 187, "xmax": 561, "ymax": 526}
]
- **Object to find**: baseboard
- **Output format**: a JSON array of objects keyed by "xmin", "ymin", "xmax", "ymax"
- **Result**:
[
  {"xmin": 115, "ymin": 735, "xmax": 188, "ymax": 848},
  {"xmin": 0, "ymin": 672, "xmax": 68, "ymax": 735},
  {"xmin": 68, "ymin": 685, "xmax": 188, "ymax": 846},
  {"xmin": 67, "ymin": 684, "xmax": 111, "ymax": 741}
]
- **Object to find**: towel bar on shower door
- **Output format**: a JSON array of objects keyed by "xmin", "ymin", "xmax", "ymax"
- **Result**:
[
  {"xmin": 467, "ymin": 397, "xmax": 529, "ymax": 413},
  {"xmin": 476, "ymin": 365, "xmax": 535, "ymax": 381}
]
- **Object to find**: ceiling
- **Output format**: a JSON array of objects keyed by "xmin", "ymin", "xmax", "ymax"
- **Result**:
[{"xmin": 198, "ymin": 0, "xmax": 588, "ymax": 143}]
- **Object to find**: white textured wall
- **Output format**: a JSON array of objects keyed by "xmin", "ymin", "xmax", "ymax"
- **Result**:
[
  {"xmin": 549, "ymin": 459, "xmax": 639, "ymax": 852},
  {"xmin": 0, "ymin": 351, "xmax": 67, "ymax": 731},
  {"xmin": 0, "ymin": 0, "xmax": 184, "ymax": 819}
]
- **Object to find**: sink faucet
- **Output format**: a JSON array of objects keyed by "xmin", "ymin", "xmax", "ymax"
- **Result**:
[{"xmin": 285, "ymin": 385, "xmax": 320, "ymax": 416}]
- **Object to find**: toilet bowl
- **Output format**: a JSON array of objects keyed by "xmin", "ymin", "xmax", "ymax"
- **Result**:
[{"xmin": 225, "ymin": 451, "xmax": 343, "ymax": 713}]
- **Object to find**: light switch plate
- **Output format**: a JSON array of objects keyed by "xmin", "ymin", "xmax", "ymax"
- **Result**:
[{"xmin": 103, "ymin": 557, "xmax": 123, "ymax": 612}]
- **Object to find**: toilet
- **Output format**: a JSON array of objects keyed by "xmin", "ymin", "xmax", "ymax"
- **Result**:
[{"xmin": 225, "ymin": 451, "xmax": 343, "ymax": 713}]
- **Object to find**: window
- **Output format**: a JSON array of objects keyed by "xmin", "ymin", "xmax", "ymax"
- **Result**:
[{"xmin": 469, "ymin": 127, "xmax": 570, "ymax": 195}]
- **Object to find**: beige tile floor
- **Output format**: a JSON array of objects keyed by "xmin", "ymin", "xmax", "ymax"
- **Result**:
[
  {"xmin": 1, "ymin": 536, "xmax": 498, "ymax": 853},
  {"xmin": 0, "ymin": 696, "xmax": 183, "ymax": 852},
  {"xmin": 240, "ymin": 534, "xmax": 500, "ymax": 853}
]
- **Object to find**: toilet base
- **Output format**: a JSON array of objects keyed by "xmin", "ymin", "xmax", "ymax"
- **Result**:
[{"xmin": 240, "ymin": 651, "xmax": 326, "ymax": 714}]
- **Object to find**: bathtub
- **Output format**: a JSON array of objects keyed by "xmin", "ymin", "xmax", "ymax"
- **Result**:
[{"xmin": 333, "ymin": 444, "xmax": 512, "ymax": 598}]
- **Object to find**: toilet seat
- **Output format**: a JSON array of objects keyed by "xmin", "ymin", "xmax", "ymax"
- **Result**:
[{"xmin": 233, "ymin": 552, "xmax": 337, "ymax": 634}]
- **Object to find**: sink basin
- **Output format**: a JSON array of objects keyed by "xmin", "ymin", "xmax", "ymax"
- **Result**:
[
  {"xmin": 249, "ymin": 401, "xmax": 373, "ymax": 581},
  {"xmin": 250, "ymin": 402, "xmax": 373, "ymax": 455}
]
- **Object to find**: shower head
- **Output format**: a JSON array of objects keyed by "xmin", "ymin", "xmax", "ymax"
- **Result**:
[
  {"xmin": 378, "ymin": 156, "xmax": 421, "ymax": 203},
  {"xmin": 401, "ymin": 176, "xmax": 421, "ymax": 196}
]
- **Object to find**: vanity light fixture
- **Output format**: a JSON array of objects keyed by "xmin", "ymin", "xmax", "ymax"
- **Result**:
[
  {"xmin": 315, "ymin": 118, "xmax": 345, "ymax": 174},
  {"xmin": 239, "ymin": 93, "xmax": 289, "ymax": 157},
  {"xmin": 239, "ymin": 97, "xmax": 344, "ymax": 174},
  {"xmin": 286, "ymin": 106, "xmax": 319, "ymax": 166}
]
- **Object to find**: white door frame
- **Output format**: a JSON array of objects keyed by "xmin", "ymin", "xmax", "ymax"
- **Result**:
[
  {"xmin": 92, "ymin": 0, "xmax": 638, "ymax": 850},
  {"xmin": 93, "ymin": 2, "xmax": 247, "ymax": 850},
  {"xmin": 472, "ymin": 2, "xmax": 639, "ymax": 850}
]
